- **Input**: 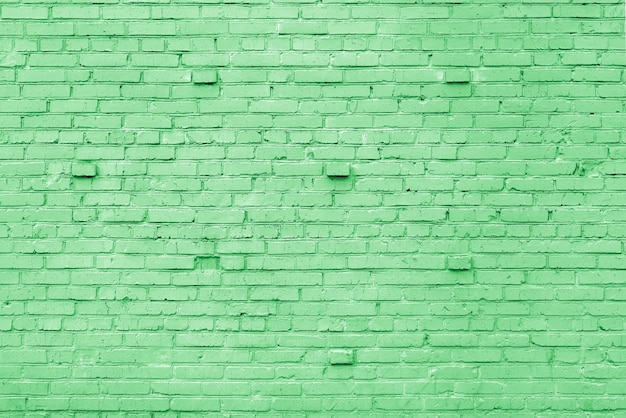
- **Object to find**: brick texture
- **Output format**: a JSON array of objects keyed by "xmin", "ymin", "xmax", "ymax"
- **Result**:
[{"xmin": 1, "ymin": 0, "xmax": 625, "ymax": 415}]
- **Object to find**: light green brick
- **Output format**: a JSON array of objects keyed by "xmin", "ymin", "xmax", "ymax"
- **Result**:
[
  {"xmin": 0, "ymin": 0, "xmax": 623, "ymax": 415},
  {"xmin": 192, "ymin": 70, "xmax": 217, "ymax": 84}
]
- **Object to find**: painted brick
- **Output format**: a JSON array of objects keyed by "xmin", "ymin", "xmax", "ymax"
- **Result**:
[{"xmin": 0, "ymin": 0, "xmax": 624, "ymax": 414}]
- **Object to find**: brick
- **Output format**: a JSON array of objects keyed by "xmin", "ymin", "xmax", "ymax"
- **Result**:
[
  {"xmin": 192, "ymin": 70, "xmax": 217, "ymax": 84},
  {"xmin": 0, "ymin": 2, "xmax": 623, "ymax": 415},
  {"xmin": 75, "ymin": 23, "xmax": 124, "ymax": 36},
  {"xmin": 294, "ymin": 70, "xmax": 342, "ymax": 83},
  {"xmin": 2, "ymin": 6, "xmax": 48, "ymax": 19}
]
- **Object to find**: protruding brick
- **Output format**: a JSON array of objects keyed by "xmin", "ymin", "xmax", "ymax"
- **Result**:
[
  {"xmin": 445, "ymin": 69, "xmax": 471, "ymax": 84},
  {"xmin": 447, "ymin": 256, "xmax": 472, "ymax": 271},
  {"xmin": 329, "ymin": 349, "xmax": 354, "ymax": 365},
  {"xmin": 192, "ymin": 70, "xmax": 218, "ymax": 84},
  {"xmin": 71, "ymin": 163, "xmax": 96, "ymax": 178},
  {"xmin": 325, "ymin": 162, "xmax": 350, "ymax": 178}
]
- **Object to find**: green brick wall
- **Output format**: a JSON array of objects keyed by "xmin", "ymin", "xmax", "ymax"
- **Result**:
[{"xmin": 1, "ymin": 0, "xmax": 625, "ymax": 415}]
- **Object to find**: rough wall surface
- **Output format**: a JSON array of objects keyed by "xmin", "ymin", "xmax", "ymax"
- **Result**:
[{"xmin": 1, "ymin": 0, "xmax": 626, "ymax": 415}]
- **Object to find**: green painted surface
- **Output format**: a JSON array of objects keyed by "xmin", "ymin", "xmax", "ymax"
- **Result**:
[{"xmin": 1, "ymin": 0, "xmax": 625, "ymax": 415}]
